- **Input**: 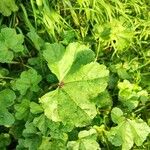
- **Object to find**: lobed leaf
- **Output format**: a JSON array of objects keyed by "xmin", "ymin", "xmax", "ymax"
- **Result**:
[
  {"xmin": 40, "ymin": 43, "xmax": 109, "ymax": 127},
  {"xmin": 0, "ymin": 28, "xmax": 24, "ymax": 63}
]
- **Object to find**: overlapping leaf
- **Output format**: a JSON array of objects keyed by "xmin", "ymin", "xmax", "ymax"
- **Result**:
[
  {"xmin": 0, "ymin": 89, "xmax": 16, "ymax": 126},
  {"xmin": 12, "ymin": 69, "xmax": 42, "ymax": 95},
  {"xmin": 14, "ymin": 99, "xmax": 30, "ymax": 120},
  {"xmin": 0, "ymin": 0, "xmax": 18, "ymax": 16},
  {"xmin": 118, "ymin": 80, "xmax": 149, "ymax": 110},
  {"xmin": 0, "ymin": 28, "xmax": 24, "ymax": 63},
  {"xmin": 67, "ymin": 129, "xmax": 100, "ymax": 150},
  {"xmin": 107, "ymin": 107, "xmax": 150, "ymax": 150},
  {"xmin": 40, "ymin": 42, "xmax": 109, "ymax": 127}
]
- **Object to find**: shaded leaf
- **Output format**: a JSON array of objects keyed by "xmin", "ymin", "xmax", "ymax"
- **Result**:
[
  {"xmin": 14, "ymin": 99, "xmax": 30, "ymax": 120},
  {"xmin": 67, "ymin": 129, "xmax": 100, "ymax": 150},
  {"xmin": 0, "ymin": 28, "xmax": 24, "ymax": 62},
  {"xmin": 12, "ymin": 69, "xmax": 42, "ymax": 95}
]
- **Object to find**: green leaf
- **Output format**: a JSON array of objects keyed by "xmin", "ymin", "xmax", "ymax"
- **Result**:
[
  {"xmin": 67, "ymin": 129, "xmax": 100, "ymax": 150},
  {"xmin": 0, "ymin": 89, "xmax": 16, "ymax": 107},
  {"xmin": 43, "ymin": 42, "xmax": 95, "ymax": 81},
  {"xmin": 0, "ymin": 133, "xmax": 11, "ymax": 150},
  {"xmin": 118, "ymin": 80, "xmax": 149, "ymax": 110},
  {"xmin": 27, "ymin": 31, "xmax": 44, "ymax": 51},
  {"xmin": 14, "ymin": 99, "xmax": 30, "ymax": 120},
  {"xmin": 111, "ymin": 107, "xmax": 124, "ymax": 124},
  {"xmin": 94, "ymin": 18, "xmax": 134, "ymax": 51},
  {"xmin": 33, "ymin": 114, "xmax": 50, "ymax": 135},
  {"xmin": 0, "ymin": 107, "xmax": 15, "ymax": 126},
  {"xmin": 30, "ymin": 102, "xmax": 43, "ymax": 114},
  {"xmin": 0, "ymin": 89, "xmax": 16, "ymax": 126},
  {"xmin": 41, "ymin": 42, "xmax": 109, "ymax": 127},
  {"xmin": 39, "ymin": 136, "xmax": 68, "ymax": 150},
  {"xmin": 17, "ymin": 136, "xmax": 41, "ymax": 150},
  {"xmin": 93, "ymin": 91, "xmax": 112, "ymax": 109},
  {"xmin": 0, "ymin": 28, "xmax": 24, "ymax": 62},
  {"xmin": 12, "ymin": 69, "xmax": 42, "ymax": 95},
  {"xmin": 107, "ymin": 109, "xmax": 150, "ymax": 150},
  {"xmin": 0, "ymin": 0, "xmax": 18, "ymax": 16}
]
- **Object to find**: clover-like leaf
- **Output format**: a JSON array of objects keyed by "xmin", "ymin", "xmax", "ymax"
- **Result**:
[
  {"xmin": 67, "ymin": 128, "xmax": 100, "ymax": 150},
  {"xmin": 0, "ymin": 28, "xmax": 24, "ymax": 63},
  {"xmin": 12, "ymin": 69, "xmax": 42, "ymax": 95},
  {"xmin": 107, "ymin": 107, "xmax": 150, "ymax": 150},
  {"xmin": 40, "ymin": 42, "xmax": 109, "ymax": 127},
  {"xmin": 0, "ymin": 89, "xmax": 16, "ymax": 126},
  {"xmin": 0, "ymin": 0, "xmax": 18, "ymax": 16}
]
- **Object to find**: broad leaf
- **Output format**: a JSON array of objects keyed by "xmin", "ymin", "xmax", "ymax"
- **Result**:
[
  {"xmin": 107, "ymin": 107, "xmax": 150, "ymax": 150},
  {"xmin": 43, "ymin": 42, "xmax": 95, "ymax": 81},
  {"xmin": 0, "ymin": 28, "xmax": 24, "ymax": 62},
  {"xmin": 67, "ymin": 128, "xmax": 100, "ymax": 150},
  {"xmin": 40, "ymin": 42, "xmax": 109, "ymax": 127}
]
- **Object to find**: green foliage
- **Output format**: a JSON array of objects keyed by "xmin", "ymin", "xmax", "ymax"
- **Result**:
[
  {"xmin": 0, "ymin": 133, "xmax": 11, "ymax": 150},
  {"xmin": 0, "ymin": 0, "xmax": 150, "ymax": 149},
  {"xmin": 0, "ymin": 28, "xmax": 24, "ymax": 63},
  {"xmin": 67, "ymin": 129, "xmax": 100, "ymax": 150},
  {"xmin": 0, "ymin": 0, "xmax": 18, "ymax": 16},
  {"xmin": 14, "ymin": 99, "xmax": 30, "ymax": 120},
  {"xmin": 0, "ymin": 89, "xmax": 16, "ymax": 126},
  {"xmin": 118, "ymin": 80, "xmax": 149, "ymax": 110},
  {"xmin": 107, "ymin": 107, "xmax": 150, "ymax": 150},
  {"xmin": 40, "ymin": 42, "xmax": 109, "ymax": 127},
  {"xmin": 12, "ymin": 69, "xmax": 42, "ymax": 95}
]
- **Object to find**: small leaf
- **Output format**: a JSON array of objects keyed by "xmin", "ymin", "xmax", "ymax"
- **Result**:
[
  {"xmin": 27, "ymin": 31, "xmax": 44, "ymax": 51},
  {"xmin": 30, "ymin": 102, "xmax": 43, "ymax": 114},
  {"xmin": 0, "ymin": 133, "xmax": 11, "ymax": 149},
  {"xmin": 33, "ymin": 114, "xmax": 50, "ymax": 135},
  {"xmin": 67, "ymin": 129, "xmax": 100, "ymax": 150},
  {"xmin": 111, "ymin": 107, "xmax": 124, "ymax": 124},
  {"xmin": 93, "ymin": 91, "xmax": 112, "ymax": 109},
  {"xmin": 12, "ymin": 69, "xmax": 42, "ymax": 95},
  {"xmin": 0, "ymin": 28, "xmax": 24, "ymax": 62},
  {"xmin": 0, "ymin": 89, "xmax": 16, "ymax": 107},
  {"xmin": 0, "ymin": 107, "xmax": 15, "ymax": 126},
  {"xmin": 0, "ymin": 0, "xmax": 18, "ymax": 16},
  {"xmin": 107, "ymin": 116, "xmax": 150, "ymax": 150},
  {"xmin": 118, "ymin": 80, "xmax": 149, "ymax": 110},
  {"xmin": 14, "ymin": 99, "xmax": 30, "ymax": 120},
  {"xmin": 0, "ymin": 89, "xmax": 16, "ymax": 126}
]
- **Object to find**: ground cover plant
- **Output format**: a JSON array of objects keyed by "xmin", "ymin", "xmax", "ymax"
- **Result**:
[{"xmin": 0, "ymin": 0, "xmax": 150, "ymax": 149}]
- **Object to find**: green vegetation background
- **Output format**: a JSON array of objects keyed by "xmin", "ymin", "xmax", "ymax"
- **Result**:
[{"xmin": 0, "ymin": 0, "xmax": 150, "ymax": 149}]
